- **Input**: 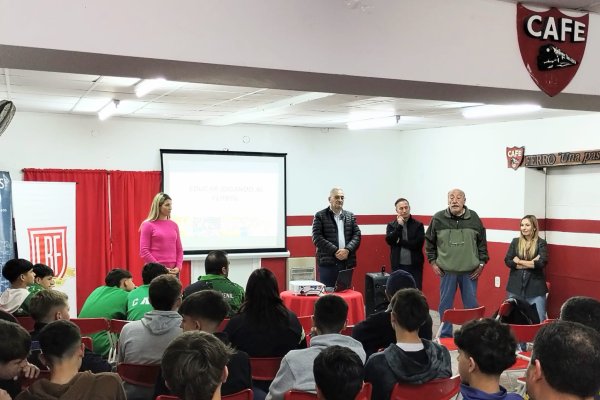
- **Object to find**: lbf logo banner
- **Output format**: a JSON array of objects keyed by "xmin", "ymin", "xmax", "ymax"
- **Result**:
[
  {"xmin": 517, "ymin": 4, "xmax": 589, "ymax": 97},
  {"xmin": 28, "ymin": 227, "xmax": 68, "ymax": 278}
]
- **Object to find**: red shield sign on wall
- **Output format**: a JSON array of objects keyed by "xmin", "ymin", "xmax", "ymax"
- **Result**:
[
  {"xmin": 506, "ymin": 146, "xmax": 525, "ymax": 170},
  {"xmin": 517, "ymin": 4, "xmax": 589, "ymax": 97},
  {"xmin": 28, "ymin": 227, "xmax": 68, "ymax": 279}
]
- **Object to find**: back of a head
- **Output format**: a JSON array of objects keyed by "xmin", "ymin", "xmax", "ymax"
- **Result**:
[
  {"xmin": 532, "ymin": 320, "xmax": 600, "ymax": 397},
  {"xmin": 105, "ymin": 268, "xmax": 132, "ymax": 287},
  {"xmin": 179, "ymin": 290, "xmax": 230, "ymax": 324},
  {"xmin": 204, "ymin": 251, "xmax": 228, "ymax": 275},
  {"xmin": 38, "ymin": 320, "xmax": 81, "ymax": 367},
  {"xmin": 0, "ymin": 320, "xmax": 31, "ymax": 363},
  {"xmin": 390, "ymin": 288, "xmax": 429, "ymax": 332},
  {"xmin": 2, "ymin": 258, "xmax": 34, "ymax": 283},
  {"xmin": 313, "ymin": 345, "xmax": 364, "ymax": 400},
  {"xmin": 242, "ymin": 268, "xmax": 285, "ymax": 324},
  {"xmin": 29, "ymin": 290, "xmax": 69, "ymax": 323},
  {"xmin": 454, "ymin": 318, "xmax": 517, "ymax": 375},
  {"xmin": 560, "ymin": 296, "xmax": 600, "ymax": 333},
  {"xmin": 385, "ymin": 270, "xmax": 416, "ymax": 298},
  {"xmin": 32, "ymin": 264, "xmax": 54, "ymax": 279},
  {"xmin": 314, "ymin": 295, "xmax": 348, "ymax": 334},
  {"xmin": 141, "ymin": 263, "xmax": 169, "ymax": 285},
  {"xmin": 162, "ymin": 331, "xmax": 234, "ymax": 400},
  {"xmin": 149, "ymin": 274, "xmax": 182, "ymax": 311}
]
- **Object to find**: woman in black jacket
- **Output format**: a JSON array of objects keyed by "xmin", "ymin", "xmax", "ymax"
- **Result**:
[{"xmin": 504, "ymin": 215, "xmax": 548, "ymax": 323}]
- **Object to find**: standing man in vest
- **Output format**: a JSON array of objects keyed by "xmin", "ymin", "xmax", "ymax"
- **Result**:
[
  {"xmin": 425, "ymin": 188, "xmax": 488, "ymax": 338},
  {"xmin": 385, "ymin": 198, "xmax": 425, "ymax": 289},
  {"xmin": 312, "ymin": 187, "xmax": 361, "ymax": 288}
]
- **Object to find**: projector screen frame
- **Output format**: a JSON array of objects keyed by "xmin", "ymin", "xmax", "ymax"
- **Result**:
[{"xmin": 160, "ymin": 148, "xmax": 288, "ymax": 256}]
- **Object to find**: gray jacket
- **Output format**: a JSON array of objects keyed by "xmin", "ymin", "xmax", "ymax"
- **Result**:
[{"xmin": 266, "ymin": 334, "xmax": 366, "ymax": 400}]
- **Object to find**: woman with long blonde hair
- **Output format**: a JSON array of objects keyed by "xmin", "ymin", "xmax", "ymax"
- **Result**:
[
  {"xmin": 504, "ymin": 215, "xmax": 548, "ymax": 322},
  {"xmin": 139, "ymin": 192, "xmax": 183, "ymax": 275}
]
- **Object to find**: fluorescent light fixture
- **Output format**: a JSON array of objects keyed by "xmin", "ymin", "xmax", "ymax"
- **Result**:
[
  {"xmin": 347, "ymin": 115, "xmax": 400, "ymax": 130},
  {"xmin": 462, "ymin": 104, "xmax": 541, "ymax": 119},
  {"xmin": 134, "ymin": 78, "xmax": 166, "ymax": 97},
  {"xmin": 202, "ymin": 92, "xmax": 333, "ymax": 126},
  {"xmin": 98, "ymin": 99, "xmax": 120, "ymax": 121}
]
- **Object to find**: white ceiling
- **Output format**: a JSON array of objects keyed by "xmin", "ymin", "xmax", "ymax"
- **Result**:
[
  {"xmin": 499, "ymin": 0, "xmax": 600, "ymax": 12},
  {"xmin": 0, "ymin": 68, "xmax": 593, "ymax": 132}
]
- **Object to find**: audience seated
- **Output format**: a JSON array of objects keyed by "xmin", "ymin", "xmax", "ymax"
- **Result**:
[
  {"xmin": 15, "ymin": 320, "xmax": 126, "ymax": 400},
  {"xmin": 161, "ymin": 330, "xmax": 234, "ymax": 400},
  {"xmin": 365, "ymin": 288, "xmax": 451, "ymax": 400},
  {"xmin": 313, "ymin": 345, "xmax": 365, "ymax": 400},
  {"xmin": 126, "ymin": 262, "xmax": 169, "ymax": 321},
  {"xmin": 453, "ymin": 318, "xmax": 521, "ymax": 400},
  {"xmin": 28, "ymin": 264, "xmax": 55, "ymax": 296},
  {"xmin": 183, "ymin": 251, "xmax": 245, "ymax": 317},
  {"xmin": 28, "ymin": 289, "xmax": 111, "ymax": 373},
  {"xmin": 119, "ymin": 274, "xmax": 182, "ymax": 400},
  {"xmin": 267, "ymin": 294, "xmax": 366, "ymax": 400},
  {"xmin": 526, "ymin": 320, "xmax": 600, "ymax": 400},
  {"xmin": 0, "ymin": 259, "xmax": 36, "ymax": 316},
  {"xmin": 224, "ymin": 268, "xmax": 304, "ymax": 357},
  {"xmin": 0, "ymin": 320, "xmax": 39, "ymax": 399},
  {"xmin": 559, "ymin": 296, "xmax": 600, "ymax": 333},
  {"xmin": 154, "ymin": 290, "xmax": 251, "ymax": 399},
  {"xmin": 352, "ymin": 270, "xmax": 433, "ymax": 357},
  {"xmin": 78, "ymin": 268, "xmax": 135, "ymax": 357}
]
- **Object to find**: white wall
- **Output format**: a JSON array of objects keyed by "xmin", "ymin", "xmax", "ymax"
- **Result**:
[
  {"xmin": 3, "ymin": 111, "xmax": 600, "ymax": 221},
  {"xmin": 1, "ymin": 0, "xmax": 599, "ymax": 94}
]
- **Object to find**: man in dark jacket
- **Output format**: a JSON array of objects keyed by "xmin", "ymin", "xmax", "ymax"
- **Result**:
[
  {"xmin": 364, "ymin": 289, "xmax": 451, "ymax": 400},
  {"xmin": 352, "ymin": 270, "xmax": 432, "ymax": 358},
  {"xmin": 385, "ymin": 197, "xmax": 425, "ymax": 289},
  {"xmin": 312, "ymin": 187, "xmax": 361, "ymax": 288}
]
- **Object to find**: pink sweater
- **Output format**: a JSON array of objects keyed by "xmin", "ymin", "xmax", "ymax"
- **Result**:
[{"xmin": 139, "ymin": 219, "xmax": 183, "ymax": 267}]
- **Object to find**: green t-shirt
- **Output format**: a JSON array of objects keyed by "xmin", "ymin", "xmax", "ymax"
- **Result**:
[
  {"xmin": 126, "ymin": 285, "xmax": 153, "ymax": 321},
  {"xmin": 78, "ymin": 286, "xmax": 128, "ymax": 357},
  {"xmin": 198, "ymin": 274, "xmax": 245, "ymax": 317},
  {"xmin": 28, "ymin": 283, "xmax": 45, "ymax": 295}
]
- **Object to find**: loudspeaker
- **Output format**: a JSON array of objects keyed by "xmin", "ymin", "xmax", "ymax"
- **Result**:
[
  {"xmin": 365, "ymin": 270, "xmax": 389, "ymax": 317},
  {"xmin": 0, "ymin": 100, "xmax": 16, "ymax": 136}
]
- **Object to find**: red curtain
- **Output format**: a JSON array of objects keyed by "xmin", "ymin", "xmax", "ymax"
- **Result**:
[{"xmin": 23, "ymin": 169, "xmax": 111, "ymax": 311}]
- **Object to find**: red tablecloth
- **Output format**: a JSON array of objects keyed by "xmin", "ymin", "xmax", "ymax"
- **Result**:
[{"xmin": 280, "ymin": 289, "xmax": 366, "ymax": 325}]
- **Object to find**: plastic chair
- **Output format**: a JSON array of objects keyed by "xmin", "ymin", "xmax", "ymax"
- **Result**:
[
  {"xmin": 70, "ymin": 318, "xmax": 110, "ymax": 335},
  {"xmin": 390, "ymin": 375, "xmax": 461, "ymax": 400},
  {"xmin": 285, "ymin": 382, "xmax": 371, "ymax": 400},
  {"xmin": 223, "ymin": 389, "xmax": 254, "ymax": 399},
  {"xmin": 434, "ymin": 306, "xmax": 486, "ymax": 351},
  {"xmin": 82, "ymin": 336, "xmax": 93, "ymax": 351},
  {"xmin": 506, "ymin": 322, "xmax": 546, "ymax": 370},
  {"xmin": 116, "ymin": 363, "xmax": 161, "ymax": 387},
  {"xmin": 16, "ymin": 316, "xmax": 35, "ymax": 332},
  {"xmin": 155, "ymin": 396, "xmax": 178, "ymax": 400},
  {"xmin": 341, "ymin": 325, "xmax": 354, "ymax": 336},
  {"xmin": 107, "ymin": 319, "xmax": 130, "ymax": 363},
  {"xmin": 249, "ymin": 357, "xmax": 283, "ymax": 381},
  {"xmin": 20, "ymin": 369, "xmax": 51, "ymax": 390},
  {"xmin": 218, "ymin": 318, "xmax": 230, "ymax": 332}
]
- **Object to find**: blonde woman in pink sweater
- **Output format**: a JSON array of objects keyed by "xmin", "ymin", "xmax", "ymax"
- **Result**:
[{"xmin": 139, "ymin": 193, "xmax": 183, "ymax": 275}]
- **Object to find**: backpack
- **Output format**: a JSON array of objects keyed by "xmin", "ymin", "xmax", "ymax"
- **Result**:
[{"xmin": 493, "ymin": 296, "xmax": 540, "ymax": 325}]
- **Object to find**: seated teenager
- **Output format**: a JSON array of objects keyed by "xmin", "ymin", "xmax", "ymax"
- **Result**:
[
  {"xmin": 126, "ymin": 262, "xmax": 168, "ymax": 321},
  {"xmin": 77, "ymin": 268, "xmax": 136, "ymax": 357},
  {"xmin": 162, "ymin": 330, "xmax": 234, "ymax": 400},
  {"xmin": 119, "ymin": 274, "xmax": 182, "ymax": 400},
  {"xmin": 560, "ymin": 295, "xmax": 600, "ymax": 333},
  {"xmin": 0, "ymin": 320, "xmax": 39, "ymax": 399},
  {"xmin": 154, "ymin": 290, "xmax": 251, "ymax": 399},
  {"xmin": 365, "ymin": 288, "xmax": 451, "ymax": 400},
  {"xmin": 0, "ymin": 259, "xmax": 36, "ymax": 316},
  {"xmin": 28, "ymin": 264, "xmax": 55, "ymax": 296},
  {"xmin": 352, "ymin": 270, "xmax": 433, "ymax": 357},
  {"xmin": 183, "ymin": 251, "xmax": 245, "ymax": 317},
  {"xmin": 454, "ymin": 318, "xmax": 521, "ymax": 400},
  {"xmin": 313, "ymin": 345, "xmax": 365, "ymax": 400},
  {"xmin": 16, "ymin": 320, "xmax": 126, "ymax": 400},
  {"xmin": 266, "ymin": 295, "xmax": 366, "ymax": 400},
  {"xmin": 28, "ymin": 290, "xmax": 111, "ymax": 373}
]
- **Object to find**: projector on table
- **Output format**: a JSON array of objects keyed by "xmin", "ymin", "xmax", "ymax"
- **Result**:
[{"xmin": 289, "ymin": 280, "xmax": 325, "ymax": 296}]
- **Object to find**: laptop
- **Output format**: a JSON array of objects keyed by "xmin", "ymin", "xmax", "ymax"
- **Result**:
[{"xmin": 334, "ymin": 268, "xmax": 354, "ymax": 292}]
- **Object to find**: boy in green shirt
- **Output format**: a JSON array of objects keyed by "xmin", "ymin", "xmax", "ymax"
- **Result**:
[
  {"xmin": 127, "ymin": 263, "xmax": 168, "ymax": 321},
  {"xmin": 78, "ymin": 269, "xmax": 136, "ymax": 357},
  {"xmin": 28, "ymin": 264, "xmax": 56, "ymax": 295}
]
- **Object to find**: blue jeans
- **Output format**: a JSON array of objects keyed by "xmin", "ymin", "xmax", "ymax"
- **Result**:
[
  {"xmin": 507, "ymin": 292, "xmax": 546, "ymax": 323},
  {"xmin": 439, "ymin": 272, "xmax": 479, "ymax": 337}
]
